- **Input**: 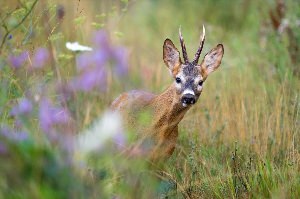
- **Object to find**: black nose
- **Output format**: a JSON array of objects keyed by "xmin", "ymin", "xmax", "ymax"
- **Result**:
[{"xmin": 182, "ymin": 94, "xmax": 196, "ymax": 105}]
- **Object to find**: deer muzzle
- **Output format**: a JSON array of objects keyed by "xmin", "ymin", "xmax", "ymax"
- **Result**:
[{"xmin": 181, "ymin": 94, "xmax": 196, "ymax": 107}]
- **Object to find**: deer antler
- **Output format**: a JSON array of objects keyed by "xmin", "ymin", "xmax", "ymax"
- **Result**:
[
  {"xmin": 179, "ymin": 26, "xmax": 189, "ymax": 64},
  {"xmin": 192, "ymin": 25, "xmax": 206, "ymax": 65}
]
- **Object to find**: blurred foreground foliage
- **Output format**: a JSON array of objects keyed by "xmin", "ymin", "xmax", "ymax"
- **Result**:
[{"xmin": 0, "ymin": 0, "xmax": 299, "ymax": 198}]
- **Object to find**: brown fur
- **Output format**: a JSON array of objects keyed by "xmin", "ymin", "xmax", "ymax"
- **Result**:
[{"xmin": 111, "ymin": 84, "xmax": 190, "ymax": 160}]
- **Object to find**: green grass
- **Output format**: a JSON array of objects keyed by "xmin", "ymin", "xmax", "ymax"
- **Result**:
[{"xmin": 0, "ymin": 0, "xmax": 299, "ymax": 198}]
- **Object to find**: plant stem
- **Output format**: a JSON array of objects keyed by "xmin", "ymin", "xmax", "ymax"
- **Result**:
[{"xmin": 0, "ymin": 0, "xmax": 39, "ymax": 52}]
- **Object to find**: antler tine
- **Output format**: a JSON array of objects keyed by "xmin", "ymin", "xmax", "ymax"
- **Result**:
[
  {"xmin": 179, "ymin": 26, "xmax": 189, "ymax": 63},
  {"xmin": 192, "ymin": 25, "xmax": 206, "ymax": 65}
]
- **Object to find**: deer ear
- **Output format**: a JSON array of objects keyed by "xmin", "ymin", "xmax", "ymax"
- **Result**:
[
  {"xmin": 163, "ymin": 39, "xmax": 181, "ymax": 75},
  {"xmin": 200, "ymin": 44, "xmax": 224, "ymax": 77}
]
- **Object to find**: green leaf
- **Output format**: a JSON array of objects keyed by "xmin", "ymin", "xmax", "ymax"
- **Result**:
[
  {"xmin": 91, "ymin": 22, "xmax": 105, "ymax": 30},
  {"xmin": 58, "ymin": 53, "xmax": 73, "ymax": 60},
  {"xmin": 7, "ymin": 17, "xmax": 19, "ymax": 28},
  {"xmin": 45, "ymin": 71, "xmax": 54, "ymax": 82},
  {"xmin": 96, "ymin": 13, "xmax": 106, "ymax": 19},
  {"xmin": 74, "ymin": 16, "xmax": 86, "ymax": 25},
  {"xmin": 49, "ymin": 32, "xmax": 64, "ymax": 41},
  {"xmin": 114, "ymin": 31, "xmax": 124, "ymax": 38},
  {"xmin": 11, "ymin": 8, "xmax": 26, "ymax": 18}
]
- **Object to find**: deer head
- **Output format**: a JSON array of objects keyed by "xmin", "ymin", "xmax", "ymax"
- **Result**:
[{"xmin": 163, "ymin": 26, "xmax": 224, "ymax": 107}]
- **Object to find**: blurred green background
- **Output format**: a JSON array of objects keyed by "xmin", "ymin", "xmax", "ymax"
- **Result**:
[{"xmin": 0, "ymin": 0, "xmax": 299, "ymax": 198}]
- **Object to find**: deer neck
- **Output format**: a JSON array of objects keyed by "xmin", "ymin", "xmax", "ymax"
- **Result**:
[{"xmin": 151, "ymin": 84, "xmax": 190, "ymax": 133}]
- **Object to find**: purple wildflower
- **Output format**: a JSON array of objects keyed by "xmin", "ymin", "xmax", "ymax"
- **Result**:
[
  {"xmin": 93, "ymin": 31, "xmax": 129, "ymax": 76},
  {"xmin": 76, "ymin": 53, "xmax": 91, "ymax": 71},
  {"xmin": 0, "ymin": 142, "xmax": 7, "ymax": 154},
  {"xmin": 92, "ymin": 49, "xmax": 110, "ymax": 67},
  {"xmin": 14, "ymin": 131, "xmax": 29, "ymax": 141},
  {"xmin": 56, "ymin": 83, "xmax": 74, "ymax": 102},
  {"xmin": 70, "ymin": 67, "xmax": 107, "ymax": 92},
  {"xmin": 70, "ymin": 30, "xmax": 128, "ymax": 93},
  {"xmin": 76, "ymin": 49, "xmax": 108, "ymax": 72},
  {"xmin": 0, "ymin": 126, "xmax": 11, "ymax": 137},
  {"xmin": 38, "ymin": 98, "xmax": 75, "ymax": 157},
  {"xmin": 113, "ymin": 47, "xmax": 128, "ymax": 76},
  {"xmin": 32, "ymin": 48, "xmax": 50, "ymax": 68},
  {"xmin": 93, "ymin": 30, "xmax": 110, "ymax": 49},
  {"xmin": 8, "ymin": 51, "xmax": 28, "ymax": 69},
  {"xmin": 39, "ymin": 98, "xmax": 71, "ymax": 133},
  {"xmin": 0, "ymin": 126, "xmax": 29, "ymax": 141},
  {"xmin": 11, "ymin": 98, "xmax": 33, "ymax": 116}
]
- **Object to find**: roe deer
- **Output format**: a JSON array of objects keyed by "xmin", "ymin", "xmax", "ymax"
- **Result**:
[{"xmin": 111, "ymin": 26, "xmax": 224, "ymax": 160}]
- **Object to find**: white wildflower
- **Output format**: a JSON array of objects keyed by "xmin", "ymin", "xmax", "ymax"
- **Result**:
[
  {"xmin": 77, "ymin": 110, "xmax": 123, "ymax": 154},
  {"xmin": 66, "ymin": 42, "xmax": 93, "ymax": 52}
]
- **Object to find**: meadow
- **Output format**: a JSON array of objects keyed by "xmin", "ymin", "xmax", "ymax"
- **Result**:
[{"xmin": 0, "ymin": 0, "xmax": 299, "ymax": 198}]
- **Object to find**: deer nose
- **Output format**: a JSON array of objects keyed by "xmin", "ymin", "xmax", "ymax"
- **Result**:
[{"xmin": 182, "ymin": 94, "xmax": 196, "ymax": 105}]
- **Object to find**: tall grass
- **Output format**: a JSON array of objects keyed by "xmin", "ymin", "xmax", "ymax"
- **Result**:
[{"xmin": 0, "ymin": 0, "xmax": 299, "ymax": 198}]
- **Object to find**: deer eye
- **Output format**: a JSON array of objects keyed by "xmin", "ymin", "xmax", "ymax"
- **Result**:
[
  {"xmin": 198, "ymin": 81, "xmax": 203, "ymax": 86},
  {"xmin": 175, "ymin": 77, "xmax": 181, "ymax": 84}
]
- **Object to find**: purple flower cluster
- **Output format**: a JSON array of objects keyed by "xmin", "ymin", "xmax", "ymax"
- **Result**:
[
  {"xmin": 10, "ymin": 98, "xmax": 33, "ymax": 116},
  {"xmin": 0, "ymin": 142, "xmax": 7, "ymax": 154},
  {"xmin": 70, "ymin": 31, "xmax": 128, "ymax": 92},
  {"xmin": 32, "ymin": 48, "xmax": 50, "ymax": 68},
  {"xmin": 8, "ymin": 51, "xmax": 29, "ymax": 69},
  {"xmin": 39, "ymin": 98, "xmax": 71, "ymax": 133},
  {"xmin": 38, "ymin": 98, "xmax": 74, "ymax": 155},
  {"xmin": 0, "ymin": 126, "xmax": 29, "ymax": 142},
  {"xmin": 71, "ymin": 64, "xmax": 107, "ymax": 91},
  {"xmin": 4, "ymin": 30, "xmax": 130, "ymax": 158},
  {"xmin": 113, "ymin": 47, "xmax": 128, "ymax": 76},
  {"xmin": 8, "ymin": 48, "xmax": 50, "ymax": 70},
  {"xmin": 9, "ymin": 95, "xmax": 73, "ymax": 148}
]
